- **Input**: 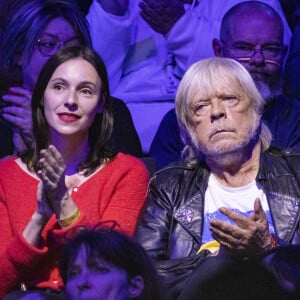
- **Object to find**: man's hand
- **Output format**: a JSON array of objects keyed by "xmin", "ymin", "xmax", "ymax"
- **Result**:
[
  {"xmin": 97, "ymin": 0, "xmax": 129, "ymax": 16},
  {"xmin": 139, "ymin": 0, "xmax": 185, "ymax": 34},
  {"xmin": 210, "ymin": 198, "xmax": 273, "ymax": 258},
  {"xmin": 2, "ymin": 86, "xmax": 33, "ymax": 151}
]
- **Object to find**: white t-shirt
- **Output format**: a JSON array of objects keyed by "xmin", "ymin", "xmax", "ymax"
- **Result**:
[{"xmin": 202, "ymin": 174, "xmax": 275, "ymax": 245}]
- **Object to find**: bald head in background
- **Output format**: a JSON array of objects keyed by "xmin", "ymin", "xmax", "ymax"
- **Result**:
[
  {"xmin": 213, "ymin": 1, "xmax": 288, "ymax": 102},
  {"xmin": 149, "ymin": 1, "xmax": 300, "ymax": 170}
]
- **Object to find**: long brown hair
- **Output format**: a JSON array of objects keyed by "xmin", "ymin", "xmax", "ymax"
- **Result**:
[{"xmin": 22, "ymin": 46, "xmax": 115, "ymax": 175}]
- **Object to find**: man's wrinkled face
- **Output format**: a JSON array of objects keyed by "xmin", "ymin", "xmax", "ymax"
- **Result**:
[{"xmin": 188, "ymin": 87, "xmax": 260, "ymax": 158}]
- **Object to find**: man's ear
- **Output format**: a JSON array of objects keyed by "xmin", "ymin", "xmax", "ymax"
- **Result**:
[
  {"xmin": 129, "ymin": 275, "xmax": 144, "ymax": 299},
  {"xmin": 212, "ymin": 38, "xmax": 224, "ymax": 57}
]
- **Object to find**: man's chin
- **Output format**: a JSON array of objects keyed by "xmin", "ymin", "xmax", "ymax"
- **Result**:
[
  {"xmin": 201, "ymin": 142, "xmax": 245, "ymax": 158},
  {"xmin": 200, "ymin": 135, "xmax": 259, "ymax": 162},
  {"xmin": 251, "ymin": 74, "xmax": 281, "ymax": 102}
]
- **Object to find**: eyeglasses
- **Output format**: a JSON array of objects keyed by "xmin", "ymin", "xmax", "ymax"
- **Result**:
[
  {"xmin": 223, "ymin": 42, "xmax": 284, "ymax": 61},
  {"xmin": 36, "ymin": 36, "xmax": 80, "ymax": 56},
  {"xmin": 64, "ymin": 220, "xmax": 120, "ymax": 240}
]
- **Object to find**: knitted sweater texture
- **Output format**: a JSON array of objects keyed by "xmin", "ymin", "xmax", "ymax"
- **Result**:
[{"xmin": 0, "ymin": 153, "xmax": 148, "ymax": 298}]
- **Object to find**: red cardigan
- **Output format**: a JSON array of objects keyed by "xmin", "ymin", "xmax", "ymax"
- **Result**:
[{"xmin": 0, "ymin": 153, "xmax": 149, "ymax": 297}]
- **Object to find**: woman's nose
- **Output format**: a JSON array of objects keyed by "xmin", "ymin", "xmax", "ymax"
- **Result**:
[
  {"xmin": 76, "ymin": 271, "xmax": 92, "ymax": 290},
  {"xmin": 65, "ymin": 91, "xmax": 78, "ymax": 108}
]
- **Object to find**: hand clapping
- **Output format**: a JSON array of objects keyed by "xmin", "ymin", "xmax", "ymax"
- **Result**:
[
  {"xmin": 37, "ymin": 145, "xmax": 68, "ymax": 217},
  {"xmin": 139, "ymin": 0, "xmax": 185, "ymax": 34}
]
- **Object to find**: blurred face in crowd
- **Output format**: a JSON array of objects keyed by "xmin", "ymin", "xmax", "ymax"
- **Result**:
[
  {"xmin": 65, "ymin": 245, "xmax": 136, "ymax": 300},
  {"xmin": 43, "ymin": 58, "xmax": 103, "ymax": 141},
  {"xmin": 213, "ymin": 5, "xmax": 288, "ymax": 101},
  {"xmin": 19, "ymin": 17, "xmax": 80, "ymax": 90}
]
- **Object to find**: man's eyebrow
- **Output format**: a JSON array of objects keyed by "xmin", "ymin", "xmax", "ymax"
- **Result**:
[{"xmin": 231, "ymin": 41, "xmax": 253, "ymax": 45}]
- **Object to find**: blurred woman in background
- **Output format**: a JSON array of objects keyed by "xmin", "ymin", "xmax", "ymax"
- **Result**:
[
  {"xmin": 60, "ymin": 224, "xmax": 162, "ymax": 300},
  {"xmin": 0, "ymin": 0, "xmax": 142, "ymax": 159}
]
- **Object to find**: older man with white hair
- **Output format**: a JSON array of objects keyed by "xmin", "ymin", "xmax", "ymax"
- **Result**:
[
  {"xmin": 135, "ymin": 57, "xmax": 300, "ymax": 299},
  {"xmin": 150, "ymin": 1, "xmax": 300, "ymax": 169}
]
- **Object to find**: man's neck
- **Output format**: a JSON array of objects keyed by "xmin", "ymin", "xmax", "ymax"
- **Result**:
[{"xmin": 206, "ymin": 142, "xmax": 261, "ymax": 187}]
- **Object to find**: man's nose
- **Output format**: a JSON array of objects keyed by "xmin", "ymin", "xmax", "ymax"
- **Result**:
[
  {"xmin": 210, "ymin": 100, "xmax": 225, "ymax": 120},
  {"xmin": 249, "ymin": 49, "xmax": 265, "ymax": 65}
]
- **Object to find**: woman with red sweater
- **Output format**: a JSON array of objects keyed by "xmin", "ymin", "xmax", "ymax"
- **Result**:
[{"xmin": 0, "ymin": 46, "xmax": 148, "ymax": 299}]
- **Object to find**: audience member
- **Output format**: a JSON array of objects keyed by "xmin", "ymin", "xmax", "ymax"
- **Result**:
[
  {"xmin": 284, "ymin": 0, "xmax": 300, "ymax": 99},
  {"xmin": 59, "ymin": 223, "xmax": 163, "ymax": 300},
  {"xmin": 262, "ymin": 245, "xmax": 300, "ymax": 298},
  {"xmin": 178, "ymin": 256, "xmax": 290, "ymax": 300},
  {"xmin": 150, "ymin": 107, "xmax": 184, "ymax": 169},
  {"xmin": 151, "ymin": 1, "xmax": 300, "ymax": 169},
  {"xmin": 0, "ymin": 0, "xmax": 142, "ymax": 159},
  {"xmin": 135, "ymin": 57, "xmax": 300, "ymax": 299},
  {"xmin": 0, "ymin": 46, "xmax": 148, "ymax": 299},
  {"xmin": 0, "ymin": 0, "xmax": 23, "ymax": 72},
  {"xmin": 279, "ymin": 0, "xmax": 297, "ymax": 30},
  {"xmin": 85, "ymin": 0, "xmax": 291, "ymax": 153},
  {"xmin": 0, "ymin": 119, "xmax": 13, "ymax": 158},
  {"xmin": 0, "ymin": 1, "xmax": 22, "ymax": 159}
]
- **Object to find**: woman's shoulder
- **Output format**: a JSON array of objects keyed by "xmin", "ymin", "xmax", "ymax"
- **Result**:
[
  {"xmin": 0, "ymin": 156, "xmax": 26, "ymax": 182},
  {"xmin": 108, "ymin": 153, "xmax": 150, "ymax": 175},
  {"xmin": 0, "ymin": 155, "xmax": 18, "ymax": 168},
  {"xmin": 113, "ymin": 152, "xmax": 144, "ymax": 166},
  {"xmin": 0, "ymin": 156, "xmax": 35, "ymax": 179}
]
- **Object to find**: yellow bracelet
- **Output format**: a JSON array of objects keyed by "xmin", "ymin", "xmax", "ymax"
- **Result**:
[{"xmin": 60, "ymin": 209, "xmax": 80, "ymax": 227}]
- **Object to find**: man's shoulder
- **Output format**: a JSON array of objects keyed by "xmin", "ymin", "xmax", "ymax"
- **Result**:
[
  {"xmin": 266, "ymin": 147, "xmax": 300, "ymax": 171},
  {"xmin": 148, "ymin": 160, "xmax": 209, "ymax": 205},
  {"xmin": 267, "ymin": 146, "xmax": 300, "ymax": 157},
  {"xmin": 278, "ymin": 147, "xmax": 300, "ymax": 167},
  {"xmin": 163, "ymin": 108, "xmax": 176, "ymax": 121}
]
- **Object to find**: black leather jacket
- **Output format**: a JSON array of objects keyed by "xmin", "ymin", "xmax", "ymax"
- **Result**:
[{"xmin": 135, "ymin": 148, "xmax": 300, "ymax": 262}]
